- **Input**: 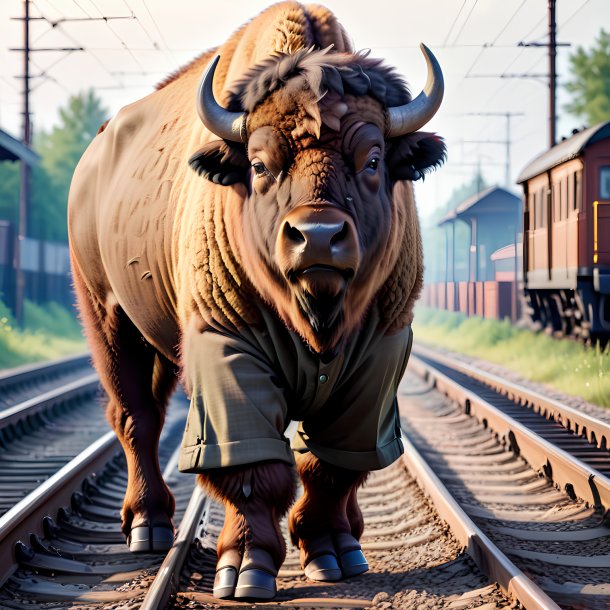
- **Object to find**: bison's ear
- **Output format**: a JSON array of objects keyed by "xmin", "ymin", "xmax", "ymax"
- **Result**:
[
  {"xmin": 189, "ymin": 139, "xmax": 249, "ymax": 186},
  {"xmin": 387, "ymin": 132, "xmax": 446, "ymax": 182}
]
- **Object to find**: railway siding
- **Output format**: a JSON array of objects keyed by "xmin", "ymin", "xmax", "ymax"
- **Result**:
[{"xmin": 401, "ymin": 362, "xmax": 610, "ymax": 608}]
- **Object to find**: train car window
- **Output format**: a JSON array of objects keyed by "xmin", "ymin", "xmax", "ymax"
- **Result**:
[
  {"xmin": 575, "ymin": 170, "xmax": 582, "ymax": 211},
  {"xmin": 541, "ymin": 187, "xmax": 547, "ymax": 228},
  {"xmin": 600, "ymin": 166, "xmax": 610, "ymax": 199},
  {"xmin": 529, "ymin": 191, "xmax": 536, "ymax": 229},
  {"xmin": 562, "ymin": 177, "xmax": 568, "ymax": 219},
  {"xmin": 568, "ymin": 173, "xmax": 575, "ymax": 211},
  {"xmin": 553, "ymin": 182, "xmax": 560, "ymax": 221}
]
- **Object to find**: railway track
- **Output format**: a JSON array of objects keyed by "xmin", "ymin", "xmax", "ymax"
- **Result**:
[
  {"xmin": 403, "ymin": 344, "xmax": 610, "ymax": 609},
  {"xmin": 0, "ymin": 351, "xmax": 191, "ymax": 607},
  {"xmin": 0, "ymin": 353, "xmax": 92, "ymax": 410},
  {"xmin": 0, "ymin": 354, "xmax": 105, "ymax": 518},
  {"xmin": 1, "ymin": 346, "xmax": 609, "ymax": 608}
]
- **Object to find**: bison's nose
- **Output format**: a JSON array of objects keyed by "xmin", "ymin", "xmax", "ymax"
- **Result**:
[{"xmin": 277, "ymin": 205, "xmax": 360, "ymax": 279}]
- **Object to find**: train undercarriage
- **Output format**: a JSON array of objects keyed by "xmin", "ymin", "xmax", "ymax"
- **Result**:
[{"xmin": 525, "ymin": 279, "xmax": 610, "ymax": 344}]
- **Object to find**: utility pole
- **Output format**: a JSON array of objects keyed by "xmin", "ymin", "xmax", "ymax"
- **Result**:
[
  {"xmin": 548, "ymin": 0, "xmax": 557, "ymax": 147},
  {"xmin": 10, "ymin": 3, "xmax": 129, "ymax": 323},
  {"xmin": 14, "ymin": 0, "xmax": 31, "ymax": 325},
  {"xmin": 467, "ymin": 1, "xmax": 567, "ymax": 152},
  {"xmin": 461, "ymin": 112, "xmax": 525, "ymax": 188}
]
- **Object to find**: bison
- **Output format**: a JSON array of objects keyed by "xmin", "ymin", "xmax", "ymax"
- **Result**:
[{"xmin": 68, "ymin": 2, "xmax": 445, "ymax": 601}]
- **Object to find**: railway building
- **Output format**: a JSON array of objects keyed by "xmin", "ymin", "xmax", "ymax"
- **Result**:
[{"xmin": 424, "ymin": 185, "xmax": 522, "ymax": 321}]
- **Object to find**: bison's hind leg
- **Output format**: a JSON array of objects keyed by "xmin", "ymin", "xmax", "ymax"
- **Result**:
[
  {"xmin": 72, "ymin": 261, "xmax": 178, "ymax": 552},
  {"xmin": 289, "ymin": 452, "xmax": 369, "ymax": 582}
]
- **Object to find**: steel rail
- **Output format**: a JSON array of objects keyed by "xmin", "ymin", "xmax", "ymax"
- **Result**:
[
  {"xmin": 0, "ymin": 352, "xmax": 90, "ymax": 389},
  {"xmin": 140, "ymin": 486, "xmax": 211, "ymax": 610},
  {"xmin": 399, "ymin": 427, "xmax": 561, "ymax": 610},
  {"xmin": 0, "ymin": 373, "xmax": 99, "ymax": 430},
  {"xmin": 408, "ymin": 354, "xmax": 610, "ymax": 510},
  {"xmin": 413, "ymin": 344, "xmax": 610, "ymax": 450},
  {"xmin": 0, "ymin": 430, "xmax": 120, "ymax": 587}
]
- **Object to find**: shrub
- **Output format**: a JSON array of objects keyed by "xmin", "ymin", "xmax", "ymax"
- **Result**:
[{"xmin": 413, "ymin": 307, "xmax": 610, "ymax": 408}]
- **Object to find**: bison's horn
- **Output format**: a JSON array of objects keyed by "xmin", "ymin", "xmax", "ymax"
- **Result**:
[
  {"xmin": 197, "ymin": 55, "xmax": 247, "ymax": 143},
  {"xmin": 387, "ymin": 44, "xmax": 444, "ymax": 137}
]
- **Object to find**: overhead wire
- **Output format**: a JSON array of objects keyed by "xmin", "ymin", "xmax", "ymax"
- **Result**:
[
  {"xmin": 490, "ymin": 0, "xmax": 528, "ymax": 45},
  {"xmin": 451, "ymin": 0, "xmax": 479, "ymax": 46},
  {"xmin": 442, "ymin": 0, "xmax": 468, "ymax": 47},
  {"xmin": 557, "ymin": 0, "xmax": 591, "ymax": 33},
  {"xmin": 86, "ymin": 0, "xmax": 147, "ymax": 74},
  {"xmin": 138, "ymin": 0, "xmax": 177, "ymax": 63},
  {"xmin": 71, "ymin": 0, "xmax": 93, "ymax": 19}
]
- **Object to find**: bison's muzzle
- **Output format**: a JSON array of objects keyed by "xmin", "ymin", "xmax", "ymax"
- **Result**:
[{"xmin": 277, "ymin": 205, "xmax": 360, "ymax": 332}]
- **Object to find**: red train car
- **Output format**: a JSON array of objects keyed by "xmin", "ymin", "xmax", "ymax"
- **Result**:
[{"xmin": 517, "ymin": 121, "xmax": 610, "ymax": 340}]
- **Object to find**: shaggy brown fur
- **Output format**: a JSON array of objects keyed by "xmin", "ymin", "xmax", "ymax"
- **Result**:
[
  {"xmin": 198, "ymin": 461, "xmax": 296, "ymax": 571},
  {"xmin": 289, "ymin": 452, "xmax": 368, "ymax": 566},
  {"xmin": 228, "ymin": 47, "xmax": 411, "ymax": 115},
  {"xmin": 68, "ymin": 0, "xmax": 443, "ymax": 555}
]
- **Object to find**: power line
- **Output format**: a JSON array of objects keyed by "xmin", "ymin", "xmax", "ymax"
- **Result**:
[
  {"xmin": 139, "ymin": 0, "xmax": 175, "ymax": 57},
  {"xmin": 122, "ymin": 0, "xmax": 157, "ymax": 50},
  {"xmin": 85, "ymin": 0, "xmax": 147, "ymax": 73},
  {"xmin": 558, "ymin": 0, "xmax": 591, "ymax": 33},
  {"xmin": 71, "ymin": 0, "xmax": 93, "ymax": 18},
  {"xmin": 125, "ymin": 0, "xmax": 176, "ymax": 67},
  {"xmin": 443, "ymin": 0, "xmax": 468, "ymax": 47},
  {"xmin": 490, "ymin": 0, "xmax": 527, "ymax": 45},
  {"xmin": 451, "ymin": 0, "xmax": 479, "ymax": 46}
]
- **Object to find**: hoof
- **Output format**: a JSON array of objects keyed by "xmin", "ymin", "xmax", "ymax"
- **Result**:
[
  {"xmin": 304, "ymin": 554, "xmax": 342, "ymax": 582},
  {"xmin": 127, "ymin": 524, "xmax": 174, "ymax": 553},
  {"xmin": 340, "ymin": 549, "xmax": 369, "ymax": 577},
  {"xmin": 234, "ymin": 568, "xmax": 276, "ymax": 600},
  {"xmin": 213, "ymin": 566, "xmax": 238, "ymax": 599}
]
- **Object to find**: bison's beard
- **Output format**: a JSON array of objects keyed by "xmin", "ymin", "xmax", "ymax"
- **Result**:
[
  {"xmin": 295, "ymin": 286, "xmax": 345, "ymax": 335},
  {"xmin": 294, "ymin": 295, "xmax": 345, "ymax": 353},
  {"xmin": 291, "ymin": 265, "xmax": 349, "ymax": 349}
]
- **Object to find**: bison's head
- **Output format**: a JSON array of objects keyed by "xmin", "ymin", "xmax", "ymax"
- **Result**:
[{"xmin": 189, "ymin": 47, "xmax": 445, "ymax": 354}]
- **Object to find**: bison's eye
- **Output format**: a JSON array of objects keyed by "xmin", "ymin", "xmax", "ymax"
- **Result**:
[
  {"xmin": 367, "ymin": 157, "xmax": 379, "ymax": 172},
  {"xmin": 252, "ymin": 161, "xmax": 269, "ymax": 176}
]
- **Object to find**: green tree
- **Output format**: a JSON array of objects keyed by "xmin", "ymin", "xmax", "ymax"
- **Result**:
[
  {"xmin": 0, "ymin": 90, "xmax": 108, "ymax": 243},
  {"xmin": 35, "ymin": 90, "xmax": 108, "ymax": 241},
  {"xmin": 565, "ymin": 29, "xmax": 610, "ymax": 126},
  {"xmin": 0, "ymin": 162, "xmax": 20, "ymax": 228}
]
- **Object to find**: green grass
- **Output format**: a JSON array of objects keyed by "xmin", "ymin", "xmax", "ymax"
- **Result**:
[
  {"xmin": 413, "ymin": 307, "xmax": 610, "ymax": 408},
  {"xmin": 0, "ymin": 299, "xmax": 85, "ymax": 370}
]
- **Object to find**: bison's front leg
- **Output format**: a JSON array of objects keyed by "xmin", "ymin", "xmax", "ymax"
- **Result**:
[
  {"xmin": 289, "ymin": 451, "xmax": 368, "ymax": 581},
  {"xmin": 199, "ymin": 460, "xmax": 295, "ymax": 600}
]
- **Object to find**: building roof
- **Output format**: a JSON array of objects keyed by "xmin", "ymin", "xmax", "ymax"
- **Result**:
[
  {"xmin": 437, "ymin": 185, "xmax": 520, "ymax": 226},
  {"xmin": 491, "ymin": 243, "xmax": 520, "ymax": 261},
  {"xmin": 517, "ymin": 121, "xmax": 610, "ymax": 184},
  {"xmin": 0, "ymin": 128, "xmax": 39, "ymax": 166}
]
